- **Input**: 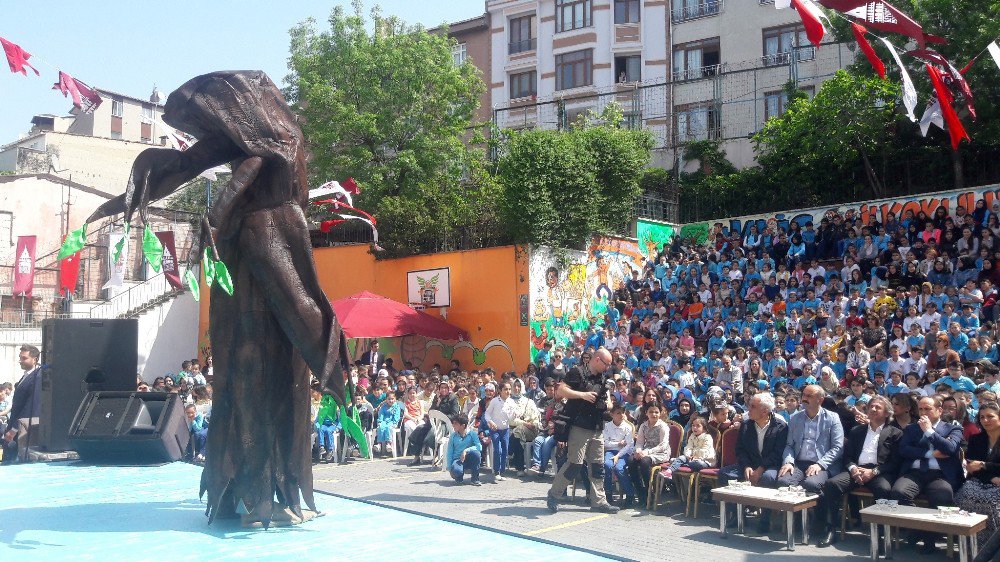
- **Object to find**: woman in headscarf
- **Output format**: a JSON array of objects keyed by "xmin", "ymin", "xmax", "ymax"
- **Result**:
[{"xmin": 507, "ymin": 378, "xmax": 541, "ymax": 477}]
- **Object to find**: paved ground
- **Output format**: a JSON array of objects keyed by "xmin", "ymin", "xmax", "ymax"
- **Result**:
[{"xmin": 313, "ymin": 455, "xmax": 957, "ymax": 562}]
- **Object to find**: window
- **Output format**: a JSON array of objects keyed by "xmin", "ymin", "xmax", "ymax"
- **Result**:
[
  {"xmin": 556, "ymin": 0, "xmax": 592, "ymax": 33},
  {"xmin": 624, "ymin": 112, "xmax": 642, "ymax": 130},
  {"xmin": 672, "ymin": 0, "xmax": 723, "ymax": 23},
  {"xmin": 763, "ymin": 25, "xmax": 814, "ymax": 66},
  {"xmin": 141, "ymin": 105, "xmax": 154, "ymax": 120},
  {"xmin": 556, "ymin": 49, "xmax": 593, "ymax": 90},
  {"xmin": 676, "ymin": 104, "xmax": 720, "ymax": 141},
  {"xmin": 764, "ymin": 91, "xmax": 788, "ymax": 119},
  {"xmin": 452, "ymin": 43, "xmax": 468, "ymax": 66},
  {"xmin": 672, "ymin": 39, "xmax": 721, "ymax": 81},
  {"xmin": 615, "ymin": 0, "xmax": 640, "ymax": 23},
  {"xmin": 110, "ymin": 131, "xmax": 123, "ymax": 139},
  {"xmin": 111, "ymin": 98, "xmax": 124, "ymax": 117},
  {"xmin": 614, "ymin": 55, "xmax": 641, "ymax": 83},
  {"xmin": 510, "ymin": 70, "xmax": 537, "ymax": 99},
  {"xmin": 509, "ymin": 15, "xmax": 537, "ymax": 54}
]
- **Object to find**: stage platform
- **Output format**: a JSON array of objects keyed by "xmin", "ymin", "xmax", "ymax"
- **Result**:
[{"xmin": 0, "ymin": 462, "xmax": 608, "ymax": 561}]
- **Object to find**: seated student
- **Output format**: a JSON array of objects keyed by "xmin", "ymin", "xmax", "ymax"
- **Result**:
[
  {"xmin": 185, "ymin": 403, "xmax": 209, "ymax": 462},
  {"xmin": 374, "ymin": 391, "xmax": 403, "ymax": 456},
  {"xmin": 603, "ymin": 404, "xmax": 636, "ymax": 507},
  {"xmin": 666, "ymin": 417, "xmax": 716, "ymax": 502},
  {"xmin": 628, "ymin": 403, "xmax": 673, "ymax": 502},
  {"xmin": 446, "ymin": 414, "xmax": 483, "ymax": 486},
  {"xmin": 818, "ymin": 396, "xmax": 902, "ymax": 548},
  {"xmin": 890, "ymin": 395, "xmax": 965, "ymax": 554},
  {"xmin": 314, "ymin": 390, "xmax": 342, "ymax": 463}
]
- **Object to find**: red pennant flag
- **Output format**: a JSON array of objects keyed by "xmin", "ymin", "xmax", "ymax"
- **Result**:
[
  {"xmin": 818, "ymin": 1, "xmax": 945, "ymax": 48},
  {"xmin": 320, "ymin": 219, "xmax": 345, "ymax": 233},
  {"xmin": 791, "ymin": 0, "xmax": 826, "ymax": 47},
  {"xmin": 341, "ymin": 177, "xmax": 360, "ymax": 194},
  {"xmin": 59, "ymin": 251, "xmax": 81, "ymax": 295},
  {"xmin": 0, "ymin": 37, "xmax": 40, "ymax": 76},
  {"xmin": 910, "ymin": 49, "xmax": 976, "ymax": 120},
  {"xmin": 154, "ymin": 231, "xmax": 184, "ymax": 290},
  {"xmin": 851, "ymin": 23, "xmax": 885, "ymax": 78},
  {"xmin": 12, "ymin": 236, "xmax": 36, "ymax": 297},
  {"xmin": 926, "ymin": 64, "xmax": 970, "ymax": 150},
  {"xmin": 52, "ymin": 71, "xmax": 103, "ymax": 113}
]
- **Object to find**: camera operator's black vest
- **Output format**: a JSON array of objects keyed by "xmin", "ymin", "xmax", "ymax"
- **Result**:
[{"xmin": 557, "ymin": 366, "xmax": 608, "ymax": 436}]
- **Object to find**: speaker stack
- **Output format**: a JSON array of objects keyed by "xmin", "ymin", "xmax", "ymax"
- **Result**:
[{"xmin": 68, "ymin": 391, "xmax": 190, "ymax": 464}]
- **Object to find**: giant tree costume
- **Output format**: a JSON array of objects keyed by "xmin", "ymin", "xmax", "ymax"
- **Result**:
[{"xmin": 87, "ymin": 71, "xmax": 349, "ymax": 527}]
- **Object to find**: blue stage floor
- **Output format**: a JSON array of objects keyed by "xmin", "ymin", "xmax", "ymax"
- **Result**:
[{"xmin": 0, "ymin": 462, "xmax": 608, "ymax": 561}]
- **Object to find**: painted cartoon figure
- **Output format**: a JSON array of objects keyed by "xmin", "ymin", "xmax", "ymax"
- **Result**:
[
  {"xmin": 545, "ymin": 266, "xmax": 566, "ymax": 327},
  {"xmin": 594, "ymin": 253, "xmax": 612, "ymax": 301}
]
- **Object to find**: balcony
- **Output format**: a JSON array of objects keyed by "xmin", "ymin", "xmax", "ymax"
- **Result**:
[
  {"xmin": 672, "ymin": 63, "xmax": 725, "ymax": 82},
  {"xmin": 672, "ymin": 0, "xmax": 724, "ymax": 23},
  {"xmin": 509, "ymin": 38, "xmax": 537, "ymax": 55},
  {"xmin": 761, "ymin": 47, "xmax": 816, "ymax": 67}
]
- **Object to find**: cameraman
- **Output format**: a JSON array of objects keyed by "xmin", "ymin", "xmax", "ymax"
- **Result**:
[{"xmin": 545, "ymin": 347, "xmax": 619, "ymax": 514}]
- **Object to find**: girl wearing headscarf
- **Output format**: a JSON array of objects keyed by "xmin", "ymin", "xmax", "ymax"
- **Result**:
[{"xmin": 508, "ymin": 378, "xmax": 541, "ymax": 476}]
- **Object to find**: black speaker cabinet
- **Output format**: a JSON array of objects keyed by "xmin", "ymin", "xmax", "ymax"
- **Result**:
[
  {"xmin": 39, "ymin": 318, "xmax": 138, "ymax": 451},
  {"xmin": 68, "ymin": 391, "xmax": 190, "ymax": 464}
]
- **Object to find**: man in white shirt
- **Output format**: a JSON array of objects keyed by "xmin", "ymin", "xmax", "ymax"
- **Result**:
[
  {"xmin": 819, "ymin": 396, "xmax": 902, "ymax": 547},
  {"xmin": 602, "ymin": 405, "xmax": 636, "ymax": 507}
]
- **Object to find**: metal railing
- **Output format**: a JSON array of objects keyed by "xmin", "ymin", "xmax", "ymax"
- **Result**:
[
  {"xmin": 763, "ymin": 47, "xmax": 815, "ymax": 67},
  {"xmin": 89, "ymin": 272, "xmax": 178, "ymax": 319},
  {"xmin": 672, "ymin": 0, "xmax": 724, "ymax": 23},
  {"xmin": 509, "ymin": 38, "xmax": 537, "ymax": 55},
  {"xmin": 672, "ymin": 63, "xmax": 726, "ymax": 82}
]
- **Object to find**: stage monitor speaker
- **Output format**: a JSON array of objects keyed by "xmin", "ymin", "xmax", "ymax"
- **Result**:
[
  {"xmin": 68, "ymin": 391, "xmax": 190, "ymax": 464},
  {"xmin": 39, "ymin": 318, "xmax": 138, "ymax": 451}
]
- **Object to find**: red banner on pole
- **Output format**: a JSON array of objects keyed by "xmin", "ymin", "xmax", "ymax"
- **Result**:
[
  {"xmin": 59, "ymin": 251, "xmax": 81, "ymax": 294},
  {"xmin": 12, "ymin": 235, "xmax": 36, "ymax": 297},
  {"xmin": 155, "ymin": 231, "xmax": 183, "ymax": 290}
]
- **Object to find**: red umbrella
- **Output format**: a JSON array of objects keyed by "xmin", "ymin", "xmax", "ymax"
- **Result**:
[{"xmin": 331, "ymin": 290, "xmax": 468, "ymax": 341}]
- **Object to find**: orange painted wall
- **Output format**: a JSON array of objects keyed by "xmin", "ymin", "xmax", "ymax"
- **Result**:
[{"xmin": 200, "ymin": 244, "xmax": 530, "ymax": 374}]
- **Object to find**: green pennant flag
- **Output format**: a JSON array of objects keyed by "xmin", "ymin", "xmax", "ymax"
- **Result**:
[
  {"xmin": 183, "ymin": 269, "xmax": 200, "ymax": 301},
  {"xmin": 142, "ymin": 225, "xmax": 164, "ymax": 273},
  {"xmin": 113, "ymin": 222, "xmax": 130, "ymax": 263},
  {"xmin": 338, "ymin": 385, "xmax": 370, "ymax": 459},
  {"xmin": 202, "ymin": 248, "xmax": 216, "ymax": 287},
  {"xmin": 214, "ymin": 260, "xmax": 234, "ymax": 295},
  {"xmin": 58, "ymin": 224, "xmax": 87, "ymax": 260}
]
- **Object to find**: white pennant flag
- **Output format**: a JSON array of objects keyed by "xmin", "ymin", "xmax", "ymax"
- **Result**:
[
  {"xmin": 103, "ymin": 228, "xmax": 129, "ymax": 290},
  {"xmin": 988, "ymin": 41, "xmax": 1000, "ymax": 72},
  {"xmin": 919, "ymin": 100, "xmax": 944, "ymax": 137},
  {"xmin": 775, "ymin": 0, "xmax": 791, "ymax": 8},
  {"xmin": 879, "ymin": 38, "xmax": 918, "ymax": 122}
]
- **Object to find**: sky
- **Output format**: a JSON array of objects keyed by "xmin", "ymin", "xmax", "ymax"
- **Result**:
[{"xmin": 0, "ymin": 1, "xmax": 484, "ymax": 142}]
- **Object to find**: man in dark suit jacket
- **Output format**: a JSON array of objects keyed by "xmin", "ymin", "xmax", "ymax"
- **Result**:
[
  {"xmin": 719, "ymin": 393, "xmax": 789, "ymax": 532},
  {"xmin": 890, "ymin": 395, "xmax": 965, "ymax": 554},
  {"xmin": 819, "ymin": 395, "xmax": 903, "ymax": 547},
  {"xmin": 358, "ymin": 341, "xmax": 384, "ymax": 373},
  {"xmin": 2, "ymin": 345, "xmax": 43, "ymax": 464}
]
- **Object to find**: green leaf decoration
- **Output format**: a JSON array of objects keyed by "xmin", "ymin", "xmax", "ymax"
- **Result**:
[
  {"xmin": 58, "ymin": 224, "xmax": 87, "ymax": 260},
  {"xmin": 142, "ymin": 225, "xmax": 164, "ymax": 272},
  {"xmin": 183, "ymin": 269, "xmax": 200, "ymax": 301}
]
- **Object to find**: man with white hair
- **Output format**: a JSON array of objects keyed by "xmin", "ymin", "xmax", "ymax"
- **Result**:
[{"xmin": 718, "ymin": 392, "xmax": 788, "ymax": 531}]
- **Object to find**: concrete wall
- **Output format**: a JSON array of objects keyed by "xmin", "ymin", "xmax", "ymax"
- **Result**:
[{"xmin": 136, "ymin": 292, "xmax": 199, "ymax": 381}]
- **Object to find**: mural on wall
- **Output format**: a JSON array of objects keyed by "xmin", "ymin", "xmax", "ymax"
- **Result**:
[
  {"xmin": 681, "ymin": 184, "xmax": 1000, "ymax": 245},
  {"xmin": 636, "ymin": 220, "xmax": 675, "ymax": 261},
  {"xmin": 399, "ymin": 334, "xmax": 515, "ymax": 372},
  {"xmin": 528, "ymin": 236, "xmax": 652, "ymax": 361}
]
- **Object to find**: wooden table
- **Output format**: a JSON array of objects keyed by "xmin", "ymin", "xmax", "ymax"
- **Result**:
[
  {"xmin": 712, "ymin": 486, "xmax": 819, "ymax": 551},
  {"xmin": 859, "ymin": 504, "xmax": 988, "ymax": 561}
]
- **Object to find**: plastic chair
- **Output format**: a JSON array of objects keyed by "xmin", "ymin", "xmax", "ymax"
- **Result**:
[{"xmin": 427, "ymin": 410, "xmax": 454, "ymax": 470}]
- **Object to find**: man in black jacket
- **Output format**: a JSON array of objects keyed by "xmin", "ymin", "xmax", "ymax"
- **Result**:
[
  {"xmin": 719, "ymin": 392, "xmax": 789, "ymax": 533},
  {"xmin": 819, "ymin": 395, "xmax": 902, "ymax": 547},
  {"xmin": 2, "ymin": 345, "xmax": 43, "ymax": 464}
]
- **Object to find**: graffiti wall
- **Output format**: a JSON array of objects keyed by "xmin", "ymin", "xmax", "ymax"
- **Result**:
[
  {"xmin": 679, "ymin": 183, "xmax": 1000, "ymax": 244},
  {"xmin": 636, "ymin": 220, "xmax": 675, "ymax": 260},
  {"xmin": 528, "ymin": 235, "xmax": 650, "ymax": 361}
]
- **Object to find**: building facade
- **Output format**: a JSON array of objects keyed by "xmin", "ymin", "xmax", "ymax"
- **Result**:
[
  {"xmin": 485, "ymin": 0, "xmax": 853, "ymax": 169},
  {"xmin": 441, "ymin": 14, "xmax": 495, "ymax": 132}
]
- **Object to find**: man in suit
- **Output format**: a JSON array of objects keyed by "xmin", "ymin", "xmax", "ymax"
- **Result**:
[
  {"xmin": 359, "ymin": 341, "xmax": 383, "ymax": 373},
  {"xmin": 819, "ymin": 395, "xmax": 902, "ymax": 547},
  {"xmin": 2, "ymin": 345, "xmax": 43, "ymax": 464},
  {"xmin": 778, "ymin": 385, "xmax": 845, "ymax": 507},
  {"xmin": 719, "ymin": 392, "xmax": 789, "ymax": 533},
  {"xmin": 890, "ymin": 395, "xmax": 965, "ymax": 554}
]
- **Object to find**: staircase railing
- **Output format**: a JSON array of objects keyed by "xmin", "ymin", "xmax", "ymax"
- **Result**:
[{"xmin": 88, "ymin": 272, "xmax": 184, "ymax": 319}]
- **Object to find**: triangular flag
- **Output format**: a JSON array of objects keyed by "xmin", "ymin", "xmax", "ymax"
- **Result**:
[
  {"xmin": 58, "ymin": 223, "xmax": 87, "ymax": 260},
  {"xmin": 926, "ymin": 64, "xmax": 970, "ymax": 150},
  {"xmin": 909, "ymin": 49, "xmax": 976, "ymax": 120},
  {"xmin": 988, "ymin": 41, "xmax": 1000, "ymax": 72},
  {"xmin": 791, "ymin": 0, "xmax": 827, "ymax": 48},
  {"xmin": 202, "ymin": 248, "xmax": 216, "ymax": 287},
  {"xmin": 53, "ymin": 71, "xmax": 103, "ymax": 114},
  {"xmin": 59, "ymin": 251, "xmax": 81, "ymax": 294},
  {"xmin": 879, "ymin": 37, "xmax": 917, "ymax": 122},
  {"xmin": 213, "ymin": 260, "xmax": 234, "ymax": 296},
  {"xmin": 141, "ymin": 225, "xmax": 164, "ymax": 273},
  {"xmin": 113, "ymin": 222, "xmax": 130, "ymax": 263},
  {"xmin": 183, "ymin": 269, "xmax": 200, "ymax": 301},
  {"xmin": 341, "ymin": 177, "xmax": 360, "ymax": 194},
  {"xmin": 852, "ymin": 23, "xmax": 885, "ymax": 78},
  {"xmin": 0, "ymin": 37, "xmax": 39, "ymax": 76},
  {"xmin": 919, "ymin": 100, "xmax": 944, "ymax": 137}
]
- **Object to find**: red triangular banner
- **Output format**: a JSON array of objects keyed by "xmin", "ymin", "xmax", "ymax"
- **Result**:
[
  {"xmin": 0, "ymin": 36, "xmax": 40, "ymax": 76},
  {"xmin": 926, "ymin": 64, "xmax": 970, "ymax": 150},
  {"xmin": 851, "ymin": 23, "xmax": 885, "ymax": 79}
]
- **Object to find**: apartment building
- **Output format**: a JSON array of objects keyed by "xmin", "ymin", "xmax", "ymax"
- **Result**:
[
  {"xmin": 485, "ymin": 0, "xmax": 852, "ymax": 168},
  {"xmin": 439, "ymin": 14, "xmax": 495, "ymax": 131}
]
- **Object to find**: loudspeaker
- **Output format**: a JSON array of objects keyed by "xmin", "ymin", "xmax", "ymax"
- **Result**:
[
  {"xmin": 39, "ymin": 319, "xmax": 138, "ymax": 451},
  {"xmin": 68, "ymin": 391, "xmax": 190, "ymax": 464}
]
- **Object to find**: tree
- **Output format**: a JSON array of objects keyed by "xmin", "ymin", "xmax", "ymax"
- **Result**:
[
  {"xmin": 286, "ymin": 2, "xmax": 493, "ymax": 256},
  {"xmin": 495, "ymin": 105, "xmax": 654, "ymax": 249},
  {"xmin": 164, "ymin": 176, "xmax": 229, "ymax": 226}
]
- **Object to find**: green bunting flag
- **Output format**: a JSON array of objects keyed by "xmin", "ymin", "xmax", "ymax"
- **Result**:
[
  {"xmin": 112, "ymin": 222, "xmax": 130, "ymax": 263},
  {"xmin": 214, "ymin": 260, "xmax": 234, "ymax": 295},
  {"xmin": 183, "ymin": 269, "xmax": 200, "ymax": 301},
  {"xmin": 58, "ymin": 224, "xmax": 87, "ymax": 260},
  {"xmin": 142, "ymin": 225, "xmax": 164, "ymax": 273},
  {"xmin": 338, "ymin": 385, "xmax": 370, "ymax": 459},
  {"xmin": 202, "ymin": 248, "xmax": 216, "ymax": 287}
]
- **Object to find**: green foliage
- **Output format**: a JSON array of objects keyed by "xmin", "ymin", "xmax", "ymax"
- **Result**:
[
  {"xmin": 164, "ymin": 177, "xmax": 228, "ymax": 225},
  {"xmin": 285, "ymin": 2, "xmax": 491, "ymax": 256},
  {"xmin": 495, "ymin": 104, "xmax": 654, "ymax": 249}
]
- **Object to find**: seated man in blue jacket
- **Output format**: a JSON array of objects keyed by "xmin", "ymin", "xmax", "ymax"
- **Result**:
[
  {"xmin": 447, "ymin": 414, "xmax": 483, "ymax": 486},
  {"xmin": 890, "ymin": 395, "xmax": 965, "ymax": 554}
]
